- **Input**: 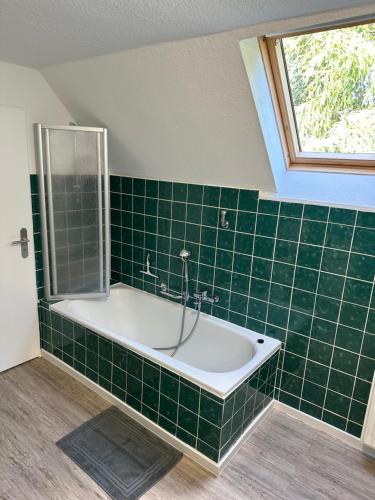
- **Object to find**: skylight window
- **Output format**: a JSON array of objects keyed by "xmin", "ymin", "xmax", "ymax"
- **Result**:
[{"xmin": 261, "ymin": 20, "xmax": 375, "ymax": 171}]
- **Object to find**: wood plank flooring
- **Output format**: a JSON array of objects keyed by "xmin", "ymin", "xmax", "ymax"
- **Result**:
[{"xmin": 0, "ymin": 358, "xmax": 374, "ymax": 499}]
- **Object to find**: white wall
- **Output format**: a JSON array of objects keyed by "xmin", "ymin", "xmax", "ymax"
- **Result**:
[
  {"xmin": 41, "ymin": 3, "xmax": 375, "ymax": 191},
  {"xmin": 0, "ymin": 61, "xmax": 73, "ymax": 173}
]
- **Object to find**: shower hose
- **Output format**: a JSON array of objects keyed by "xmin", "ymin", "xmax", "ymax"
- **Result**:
[{"xmin": 154, "ymin": 259, "xmax": 201, "ymax": 357}]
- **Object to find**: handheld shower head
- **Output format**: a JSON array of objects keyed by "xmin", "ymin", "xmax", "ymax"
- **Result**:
[{"xmin": 179, "ymin": 249, "xmax": 190, "ymax": 261}]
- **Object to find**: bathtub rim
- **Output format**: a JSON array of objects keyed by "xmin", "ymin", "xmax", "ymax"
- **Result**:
[{"xmin": 50, "ymin": 283, "xmax": 281, "ymax": 399}]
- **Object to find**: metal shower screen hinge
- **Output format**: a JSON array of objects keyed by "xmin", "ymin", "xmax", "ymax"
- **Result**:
[{"xmin": 11, "ymin": 227, "xmax": 29, "ymax": 258}]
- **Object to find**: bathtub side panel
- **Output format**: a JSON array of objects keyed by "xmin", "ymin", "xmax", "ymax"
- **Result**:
[{"xmin": 38, "ymin": 300, "xmax": 278, "ymax": 463}]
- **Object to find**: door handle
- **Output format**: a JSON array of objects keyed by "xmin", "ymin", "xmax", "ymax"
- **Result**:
[{"xmin": 11, "ymin": 228, "xmax": 29, "ymax": 258}]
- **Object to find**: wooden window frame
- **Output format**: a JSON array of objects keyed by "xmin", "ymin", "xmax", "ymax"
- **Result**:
[{"xmin": 259, "ymin": 20, "xmax": 375, "ymax": 174}]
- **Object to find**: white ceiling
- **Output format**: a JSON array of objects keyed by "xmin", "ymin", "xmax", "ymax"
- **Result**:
[{"xmin": 0, "ymin": 0, "xmax": 371, "ymax": 67}]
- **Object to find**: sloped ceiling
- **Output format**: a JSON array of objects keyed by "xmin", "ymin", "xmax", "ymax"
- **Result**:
[
  {"xmin": 0, "ymin": 0, "xmax": 372, "ymax": 67},
  {"xmin": 41, "ymin": 3, "xmax": 374, "ymax": 190}
]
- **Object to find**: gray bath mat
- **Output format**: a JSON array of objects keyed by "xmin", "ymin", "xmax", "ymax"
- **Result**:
[{"xmin": 57, "ymin": 406, "xmax": 182, "ymax": 499}]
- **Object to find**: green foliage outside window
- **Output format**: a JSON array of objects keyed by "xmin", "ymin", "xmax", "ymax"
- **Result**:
[{"xmin": 282, "ymin": 23, "xmax": 375, "ymax": 154}]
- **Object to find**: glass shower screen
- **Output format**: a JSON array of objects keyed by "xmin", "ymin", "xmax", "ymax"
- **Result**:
[{"xmin": 36, "ymin": 124, "xmax": 110, "ymax": 300}]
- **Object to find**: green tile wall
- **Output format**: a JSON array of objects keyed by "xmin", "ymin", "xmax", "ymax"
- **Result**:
[
  {"xmin": 38, "ymin": 299, "xmax": 277, "ymax": 462},
  {"xmin": 30, "ymin": 175, "xmax": 44, "ymax": 299},
  {"xmin": 110, "ymin": 175, "xmax": 375, "ymax": 439}
]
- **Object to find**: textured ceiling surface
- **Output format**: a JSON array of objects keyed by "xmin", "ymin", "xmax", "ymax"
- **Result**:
[{"xmin": 0, "ymin": 0, "xmax": 371, "ymax": 67}]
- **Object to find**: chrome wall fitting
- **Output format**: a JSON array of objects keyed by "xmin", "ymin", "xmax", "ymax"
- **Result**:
[
  {"xmin": 220, "ymin": 209, "xmax": 229, "ymax": 229},
  {"xmin": 140, "ymin": 253, "xmax": 159, "ymax": 279},
  {"xmin": 159, "ymin": 282, "xmax": 185, "ymax": 300},
  {"xmin": 179, "ymin": 249, "xmax": 191, "ymax": 261}
]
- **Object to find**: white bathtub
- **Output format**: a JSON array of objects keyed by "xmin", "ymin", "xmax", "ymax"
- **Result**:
[{"xmin": 51, "ymin": 283, "xmax": 280, "ymax": 398}]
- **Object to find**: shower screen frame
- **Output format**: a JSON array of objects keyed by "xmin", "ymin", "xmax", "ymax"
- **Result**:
[{"xmin": 35, "ymin": 124, "xmax": 110, "ymax": 301}]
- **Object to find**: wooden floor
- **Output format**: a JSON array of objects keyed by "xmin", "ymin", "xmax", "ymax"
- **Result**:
[{"xmin": 0, "ymin": 359, "xmax": 374, "ymax": 500}]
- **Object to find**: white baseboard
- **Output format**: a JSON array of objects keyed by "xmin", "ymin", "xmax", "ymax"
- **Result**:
[
  {"xmin": 273, "ymin": 401, "xmax": 362, "ymax": 451},
  {"xmin": 41, "ymin": 350, "xmax": 272, "ymax": 475}
]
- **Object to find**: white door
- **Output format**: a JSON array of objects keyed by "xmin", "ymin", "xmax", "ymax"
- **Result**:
[{"xmin": 0, "ymin": 105, "xmax": 40, "ymax": 372}]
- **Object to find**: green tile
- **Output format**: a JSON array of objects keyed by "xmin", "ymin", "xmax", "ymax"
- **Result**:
[
  {"xmin": 329, "ymin": 208, "xmax": 356, "ymax": 225},
  {"xmin": 127, "ymin": 352, "xmax": 143, "ymax": 379},
  {"xmin": 233, "ymin": 253, "xmax": 251, "ymax": 274},
  {"xmin": 173, "ymin": 183, "xmax": 187, "ymax": 202},
  {"xmin": 269, "ymin": 283, "xmax": 292, "ymax": 308},
  {"xmin": 291, "ymin": 289, "xmax": 315, "ymax": 315},
  {"xmin": 324, "ymin": 390, "xmax": 351, "ymax": 417},
  {"xmin": 335, "ymin": 325, "xmax": 363, "ymax": 353},
  {"xmin": 178, "ymin": 406, "xmax": 198, "ymax": 435},
  {"xmin": 321, "ymin": 248, "xmax": 349, "ymax": 275},
  {"xmin": 258, "ymin": 199, "xmax": 279, "ymax": 215},
  {"xmin": 322, "ymin": 410, "xmax": 347, "ymax": 430},
  {"xmin": 236, "ymin": 211, "xmax": 256, "ymax": 233},
  {"xmin": 179, "ymin": 382, "xmax": 200, "ymax": 413},
  {"xmin": 297, "ymin": 244, "xmax": 323, "ymax": 269},
  {"xmin": 318, "ymin": 272, "xmax": 345, "ymax": 299},
  {"xmin": 252, "ymin": 257, "xmax": 272, "ymax": 280},
  {"xmin": 300, "ymin": 220, "xmax": 326, "ymax": 246},
  {"xmin": 127, "ymin": 374, "xmax": 142, "ymax": 400},
  {"xmin": 234, "ymin": 232, "xmax": 254, "ymax": 255},
  {"xmin": 357, "ymin": 211, "xmax": 375, "ymax": 229},
  {"xmin": 159, "ymin": 394, "xmax": 178, "ymax": 421},
  {"xmin": 311, "ymin": 318, "xmax": 336, "ymax": 344},
  {"xmin": 361, "ymin": 333, "xmax": 375, "ymax": 359},
  {"xmin": 203, "ymin": 185, "xmax": 220, "ymax": 206},
  {"xmin": 352, "ymin": 227, "xmax": 375, "ymax": 256},
  {"xmin": 202, "ymin": 206, "xmax": 219, "ymax": 227},
  {"xmin": 112, "ymin": 365, "xmax": 126, "ymax": 389},
  {"xmin": 305, "ymin": 360, "xmax": 329, "ymax": 386},
  {"xmin": 146, "ymin": 179, "xmax": 158, "ymax": 198},
  {"xmin": 346, "ymin": 421, "xmax": 363, "ymax": 438},
  {"xmin": 99, "ymin": 357, "xmax": 112, "ymax": 381},
  {"xmin": 274, "ymin": 240, "xmax": 298, "ymax": 264},
  {"xmin": 198, "ymin": 418, "xmax": 220, "ymax": 449},
  {"xmin": 248, "ymin": 298, "xmax": 267, "ymax": 321},
  {"xmin": 288, "ymin": 310, "xmax": 312, "ymax": 335},
  {"xmin": 339, "ymin": 302, "xmax": 368, "ymax": 330},
  {"xmin": 220, "ymin": 187, "xmax": 238, "ymax": 209},
  {"xmin": 293, "ymin": 266, "xmax": 319, "ymax": 292},
  {"xmin": 347, "ymin": 253, "xmax": 375, "ymax": 282},
  {"xmin": 303, "ymin": 205, "xmax": 329, "ymax": 221},
  {"xmin": 142, "ymin": 384, "xmax": 159, "ymax": 412},
  {"xmin": 238, "ymin": 189, "xmax": 258, "ymax": 212},
  {"xmin": 280, "ymin": 202, "xmax": 303, "ymax": 218},
  {"xmin": 277, "ymin": 217, "xmax": 301, "ymax": 241},
  {"xmin": 256, "ymin": 214, "xmax": 278, "ymax": 238},
  {"xmin": 343, "ymin": 278, "xmax": 372, "ymax": 306},
  {"xmin": 328, "ymin": 369, "xmax": 354, "ymax": 397},
  {"xmin": 250, "ymin": 278, "xmax": 270, "ymax": 301},
  {"xmin": 214, "ymin": 267, "xmax": 231, "ymax": 289},
  {"xmin": 308, "ymin": 339, "xmax": 333, "ymax": 366},
  {"xmin": 159, "ymin": 181, "xmax": 172, "ymax": 199},
  {"xmin": 143, "ymin": 361, "xmax": 160, "ymax": 390},
  {"xmin": 160, "ymin": 371, "xmax": 179, "ymax": 401},
  {"xmin": 272, "ymin": 262, "xmax": 295, "ymax": 287},
  {"xmin": 325, "ymin": 223, "xmax": 353, "ymax": 251},
  {"xmin": 349, "ymin": 400, "xmax": 367, "ymax": 425},
  {"xmin": 187, "ymin": 184, "xmax": 203, "ymax": 204},
  {"xmin": 332, "ymin": 348, "xmax": 358, "ymax": 375},
  {"xmin": 186, "ymin": 204, "xmax": 202, "ymax": 224},
  {"xmin": 300, "ymin": 400, "xmax": 322, "ymax": 419},
  {"xmin": 302, "ymin": 380, "xmax": 325, "ymax": 406},
  {"xmin": 281, "ymin": 371, "xmax": 303, "ymax": 397},
  {"xmin": 357, "ymin": 356, "xmax": 375, "ymax": 382},
  {"xmin": 353, "ymin": 378, "xmax": 371, "ymax": 404},
  {"xmin": 133, "ymin": 178, "xmax": 145, "ymax": 196},
  {"xmin": 231, "ymin": 273, "xmax": 250, "ymax": 295},
  {"xmin": 286, "ymin": 332, "xmax": 309, "ymax": 357},
  {"xmin": 267, "ymin": 304, "xmax": 289, "ymax": 329},
  {"xmin": 217, "ymin": 229, "xmax": 235, "ymax": 250},
  {"xmin": 253, "ymin": 236, "xmax": 274, "ymax": 259},
  {"xmin": 199, "ymin": 395, "xmax": 223, "ymax": 426},
  {"xmin": 283, "ymin": 352, "xmax": 305, "ymax": 377},
  {"xmin": 315, "ymin": 295, "xmax": 340, "ymax": 322}
]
